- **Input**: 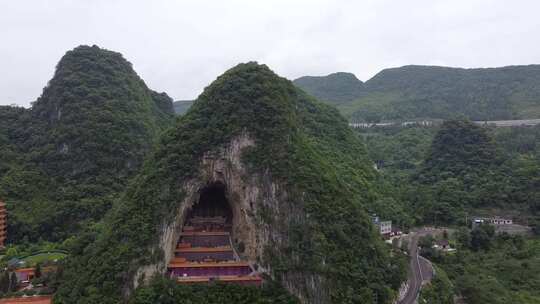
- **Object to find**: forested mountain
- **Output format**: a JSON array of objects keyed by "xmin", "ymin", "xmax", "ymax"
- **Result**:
[
  {"xmin": 356, "ymin": 117, "xmax": 540, "ymax": 303},
  {"xmin": 294, "ymin": 65, "xmax": 540, "ymax": 122},
  {"xmin": 0, "ymin": 45, "xmax": 175, "ymax": 242},
  {"xmin": 30, "ymin": 45, "xmax": 174, "ymax": 184},
  {"xmin": 418, "ymin": 120, "xmax": 500, "ymax": 182},
  {"xmin": 55, "ymin": 62, "xmax": 406, "ymax": 304},
  {"xmin": 359, "ymin": 120, "xmax": 540, "ymax": 227}
]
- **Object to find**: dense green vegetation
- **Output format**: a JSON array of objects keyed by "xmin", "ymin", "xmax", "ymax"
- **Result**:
[
  {"xmin": 418, "ymin": 120, "xmax": 500, "ymax": 182},
  {"xmin": 0, "ymin": 45, "xmax": 175, "ymax": 242},
  {"xmin": 0, "ymin": 106, "xmax": 27, "ymax": 178},
  {"xmin": 293, "ymin": 72, "xmax": 365, "ymax": 103},
  {"xmin": 361, "ymin": 125, "xmax": 436, "ymax": 177},
  {"xmin": 131, "ymin": 279, "xmax": 299, "ymax": 304},
  {"xmin": 172, "ymin": 100, "xmax": 194, "ymax": 114},
  {"xmin": 294, "ymin": 65, "xmax": 540, "ymax": 121},
  {"xmin": 356, "ymin": 121, "xmax": 540, "ymax": 228},
  {"xmin": 429, "ymin": 230, "xmax": 540, "ymax": 304},
  {"xmin": 418, "ymin": 266, "xmax": 453, "ymax": 304},
  {"xmin": 54, "ymin": 62, "xmax": 406, "ymax": 304}
]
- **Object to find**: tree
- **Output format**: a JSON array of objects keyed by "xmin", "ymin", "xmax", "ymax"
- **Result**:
[
  {"xmin": 419, "ymin": 267, "xmax": 453, "ymax": 304},
  {"xmin": 419, "ymin": 235, "xmax": 435, "ymax": 249},
  {"xmin": 0, "ymin": 271, "xmax": 10, "ymax": 293},
  {"xmin": 35, "ymin": 263, "xmax": 42, "ymax": 279},
  {"xmin": 9, "ymin": 272, "xmax": 18, "ymax": 292},
  {"xmin": 5, "ymin": 247, "xmax": 18, "ymax": 259},
  {"xmin": 458, "ymin": 274, "xmax": 510, "ymax": 304},
  {"xmin": 470, "ymin": 224, "xmax": 495, "ymax": 251},
  {"xmin": 419, "ymin": 119, "xmax": 499, "ymax": 183},
  {"xmin": 455, "ymin": 227, "xmax": 471, "ymax": 249}
]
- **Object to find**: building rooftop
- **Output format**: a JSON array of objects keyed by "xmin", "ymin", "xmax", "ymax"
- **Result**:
[
  {"xmin": 175, "ymin": 246, "xmax": 232, "ymax": 253},
  {"xmin": 180, "ymin": 231, "xmax": 230, "ymax": 236},
  {"xmin": 168, "ymin": 261, "xmax": 251, "ymax": 269},
  {"xmin": 14, "ymin": 268, "xmax": 35, "ymax": 273},
  {"xmin": 437, "ymin": 240, "xmax": 449, "ymax": 247},
  {"xmin": 0, "ymin": 296, "xmax": 52, "ymax": 304},
  {"xmin": 176, "ymin": 275, "xmax": 262, "ymax": 284}
]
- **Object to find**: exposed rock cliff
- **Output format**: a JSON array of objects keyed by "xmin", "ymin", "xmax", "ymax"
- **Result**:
[{"xmin": 128, "ymin": 131, "xmax": 328, "ymax": 302}]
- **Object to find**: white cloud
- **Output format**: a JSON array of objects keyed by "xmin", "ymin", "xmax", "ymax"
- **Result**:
[{"xmin": 1, "ymin": 0, "xmax": 540, "ymax": 106}]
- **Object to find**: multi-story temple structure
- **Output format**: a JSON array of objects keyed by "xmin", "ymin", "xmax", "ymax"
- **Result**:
[{"xmin": 167, "ymin": 184, "xmax": 262, "ymax": 286}]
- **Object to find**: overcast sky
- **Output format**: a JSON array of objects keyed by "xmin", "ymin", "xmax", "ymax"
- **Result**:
[{"xmin": 1, "ymin": 0, "xmax": 540, "ymax": 106}]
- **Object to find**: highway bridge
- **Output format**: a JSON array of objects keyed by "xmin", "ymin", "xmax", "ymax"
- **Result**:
[{"xmin": 350, "ymin": 118, "xmax": 540, "ymax": 129}]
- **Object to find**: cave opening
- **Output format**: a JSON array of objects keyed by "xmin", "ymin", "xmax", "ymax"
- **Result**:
[
  {"xmin": 186, "ymin": 182, "xmax": 233, "ymax": 232},
  {"xmin": 169, "ymin": 181, "xmax": 262, "ymax": 286}
]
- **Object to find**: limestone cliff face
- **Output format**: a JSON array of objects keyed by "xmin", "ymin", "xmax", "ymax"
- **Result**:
[{"xmin": 130, "ymin": 132, "xmax": 329, "ymax": 303}]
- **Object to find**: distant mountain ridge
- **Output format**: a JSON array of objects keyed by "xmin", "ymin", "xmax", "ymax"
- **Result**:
[
  {"xmin": 173, "ymin": 100, "xmax": 194, "ymax": 114},
  {"xmin": 294, "ymin": 64, "xmax": 540, "ymax": 122},
  {"xmin": 294, "ymin": 72, "xmax": 366, "ymax": 102}
]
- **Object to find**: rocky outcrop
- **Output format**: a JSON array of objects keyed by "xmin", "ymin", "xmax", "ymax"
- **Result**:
[{"xmin": 129, "ymin": 132, "xmax": 329, "ymax": 303}]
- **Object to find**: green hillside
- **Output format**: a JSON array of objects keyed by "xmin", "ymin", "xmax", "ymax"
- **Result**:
[
  {"xmin": 54, "ymin": 62, "xmax": 406, "ymax": 304},
  {"xmin": 294, "ymin": 65, "xmax": 540, "ymax": 122},
  {"xmin": 293, "ymin": 72, "xmax": 365, "ymax": 103},
  {"xmin": 0, "ymin": 106, "xmax": 27, "ymax": 178},
  {"xmin": 172, "ymin": 100, "xmax": 194, "ymax": 114},
  {"xmin": 0, "ymin": 45, "xmax": 175, "ymax": 242},
  {"xmin": 359, "ymin": 120, "xmax": 539, "ymax": 226},
  {"xmin": 418, "ymin": 120, "xmax": 500, "ymax": 183}
]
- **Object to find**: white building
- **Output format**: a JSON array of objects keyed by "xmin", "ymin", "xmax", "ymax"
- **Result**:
[
  {"xmin": 472, "ymin": 217, "xmax": 512, "ymax": 228},
  {"xmin": 372, "ymin": 215, "xmax": 392, "ymax": 235},
  {"xmin": 379, "ymin": 221, "xmax": 392, "ymax": 235}
]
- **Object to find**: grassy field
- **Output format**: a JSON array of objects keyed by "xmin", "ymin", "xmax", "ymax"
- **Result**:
[{"xmin": 22, "ymin": 251, "xmax": 67, "ymax": 266}]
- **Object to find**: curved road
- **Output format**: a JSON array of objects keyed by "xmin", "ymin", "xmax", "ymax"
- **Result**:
[{"xmin": 398, "ymin": 229, "xmax": 436, "ymax": 304}]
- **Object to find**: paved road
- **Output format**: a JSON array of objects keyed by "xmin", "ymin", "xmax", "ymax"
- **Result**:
[
  {"xmin": 350, "ymin": 118, "xmax": 540, "ymax": 129},
  {"xmin": 398, "ymin": 229, "xmax": 438, "ymax": 304},
  {"xmin": 473, "ymin": 118, "xmax": 540, "ymax": 127}
]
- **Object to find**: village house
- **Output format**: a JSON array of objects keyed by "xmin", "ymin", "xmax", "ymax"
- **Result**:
[
  {"xmin": 14, "ymin": 268, "xmax": 35, "ymax": 284},
  {"xmin": 372, "ymin": 215, "xmax": 392, "ymax": 236},
  {"xmin": 14, "ymin": 267, "xmax": 56, "ymax": 287},
  {"xmin": 472, "ymin": 216, "xmax": 513, "ymax": 228}
]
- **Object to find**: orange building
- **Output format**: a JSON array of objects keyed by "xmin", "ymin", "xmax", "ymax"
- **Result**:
[
  {"xmin": 0, "ymin": 296, "xmax": 52, "ymax": 304},
  {"xmin": 0, "ymin": 200, "xmax": 6, "ymax": 248},
  {"xmin": 14, "ymin": 267, "xmax": 57, "ymax": 284}
]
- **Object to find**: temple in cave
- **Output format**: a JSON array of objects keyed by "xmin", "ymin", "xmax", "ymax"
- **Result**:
[{"xmin": 167, "ymin": 183, "xmax": 262, "ymax": 286}]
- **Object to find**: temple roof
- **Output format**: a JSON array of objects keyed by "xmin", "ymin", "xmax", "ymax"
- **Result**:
[
  {"xmin": 175, "ymin": 246, "xmax": 232, "ymax": 253},
  {"xmin": 168, "ymin": 261, "xmax": 251, "ymax": 269}
]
